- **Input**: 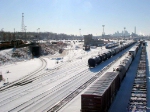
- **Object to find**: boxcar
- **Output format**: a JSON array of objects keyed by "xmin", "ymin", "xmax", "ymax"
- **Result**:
[
  {"xmin": 81, "ymin": 72, "xmax": 120, "ymax": 112},
  {"xmin": 129, "ymin": 47, "xmax": 137, "ymax": 58}
]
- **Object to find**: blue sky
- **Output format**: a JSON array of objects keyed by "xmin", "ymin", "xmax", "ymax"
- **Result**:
[{"xmin": 0, "ymin": 0, "xmax": 150, "ymax": 36}]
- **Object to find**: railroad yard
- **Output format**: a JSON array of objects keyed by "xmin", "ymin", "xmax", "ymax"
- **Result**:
[{"xmin": 0, "ymin": 40, "xmax": 149, "ymax": 112}]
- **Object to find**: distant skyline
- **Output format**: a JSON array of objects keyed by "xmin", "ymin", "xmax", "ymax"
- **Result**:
[{"xmin": 0, "ymin": 0, "xmax": 150, "ymax": 36}]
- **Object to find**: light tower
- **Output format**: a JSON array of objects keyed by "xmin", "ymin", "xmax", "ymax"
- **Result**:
[
  {"xmin": 79, "ymin": 29, "xmax": 81, "ymax": 36},
  {"xmin": 21, "ymin": 13, "xmax": 25, "ymax": 32},
  {"xmin": 124, "ymin": 27, "xmax": 126, "ymax": 40},
  {"xmin": 102, "ymin": 25, "xmax": 105, "ymax": 37}
]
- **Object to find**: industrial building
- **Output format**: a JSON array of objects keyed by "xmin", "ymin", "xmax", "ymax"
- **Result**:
[{"xmin": 84, "ymin": 34, "xmax": 104, "ymax": 46}]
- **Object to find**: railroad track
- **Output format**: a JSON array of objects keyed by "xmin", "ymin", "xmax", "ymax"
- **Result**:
[
  {"xmin": 0, "ymin": 56, "xmax": 89, "ymax": 96},
  {"xmin": 0, "ymin": 59, "xmax": 90, "ymax": 107},
  {"xmin": 11, "ymin": 57, "xmax": 88, "ymax": 87},
  {"xmin": 48, "ymin": 46, "xmax": 135, "ymax": 112},
  {"xmin": 0, "ymin": 61, "xmax": 88, "ymax": 104},
  {"xmin": 0, "ymin": 58, "xmax": 47, "ymax": 91},
  {"xmin": 19, "ymin": 49, "xmax": 126, "ymax": 112},
  {"xmin": 8, "ymin": 69, "xmax": 91, "ymax": 112},
  {"xmin": 0, "ymin": 44, "xmax": 135, "ymax": 111},
  {"xmin": 0, "ymin": 47, "xmax": 105, "ymax": 92}
]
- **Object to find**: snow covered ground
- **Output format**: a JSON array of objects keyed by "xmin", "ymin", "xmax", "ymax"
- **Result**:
[
  {"xmin": 0, "ymin": 40, "xmax": 109, "ymax": 111},
  {"xmin": 0, "ymin": 39, "xmax": 138, "ymax": 112},
  {"xmin": 59, "ymin": 45, "xmax": 134, "ymax": 112},
  {"xmin": 60, "ymin": 41, "xmax": 150, "ymax": 112},
  {"xmin": 0, "ymin": 41, "xmax": 103, "ymax": 86},
  {"xmin": 0, "ymin": 59, "xmax": 41, "ymax": 86}
]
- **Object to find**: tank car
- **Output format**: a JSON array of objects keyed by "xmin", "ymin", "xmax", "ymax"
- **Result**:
[
  {"xmin": 120, "ymin": 45, "xmax": 124, "ymax": 51},
  {"xmin": 110, "ymin": 49, "xmax": 116, "ymax": 56},
  {"xmin": 88, "ymin": 56, "xmax": 102, "ymax": 67},
  {"xmin": 108, "ymin": 51, "xmax": 112, "ymax": 57},
  {"xmin": 121, "ymin": 45, "xmax": 125, "ymax": 50},
  {"xmin": 100, "ymin": 53, "xmax": 107, "ymax": 61},
  {"xmin": 104, "ymin": 51, "xmax": 111, "ymax": 59},
  {"xmin": 114, "ymin": 47, "xmax": 120, "ymax": 54}
]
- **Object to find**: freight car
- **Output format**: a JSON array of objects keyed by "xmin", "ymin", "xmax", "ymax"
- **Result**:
[
  {"xmin": 128, "ymin": 46, "xmax": 139, "ymax": 58},
  {"xmin": 113, "ymin": 65, "xmax": 126, "ymax": 82},
  {"xmin": 110, "ymin": 49, "xmax": 116, "ymax": 56},
  {"xmin": 113, "ymin": 45, "xmax": 139, "ymax": 80},
  {"xmin": 88, "ymin": 41, "xmax": 135, "ymax": 68},
  {"xmin": 88, "ymin": 56, "xmax": 102, "ymax": 67},
  {"xmin": 82, "ymin": 42, "xmax": 139, "ymax": 112},
  {"xmin": 120, "ymin": 56, "xmax": 133, "ymax": 71},
  {"xmin": 0, "ymin": 42, "xmax": 12, "ymax": 49},
  {"xmin": 104, "ymin": 51, "xmax": 111, "ymax": 59},
  {"xmin": 81, "ymin": 72, "xmax": 120, "ymax": 112},
  {"xmin": 0, "ymin": 40, "xmax": 25, "ymax": 50}
]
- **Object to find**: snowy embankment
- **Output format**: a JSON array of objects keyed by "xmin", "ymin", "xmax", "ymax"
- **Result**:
[
  {"xmin": 0, "ymin": 40, "xmax": 132, "ymax": 112},
  {"xmin": 0, "ymin": 41, "xmax": 84, "ymax": 87},
  {"xmin": 0, "ymin": 40, "xmax": 100, "ymax": 87},
  {"xmin": 0, "ymin": 58, "xmax": 42, "ymax": 87}
]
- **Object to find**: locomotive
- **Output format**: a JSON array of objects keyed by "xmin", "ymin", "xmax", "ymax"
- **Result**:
[{"xmin": 81, "ymin": 44, "xmax": 140, "ymax": 112}]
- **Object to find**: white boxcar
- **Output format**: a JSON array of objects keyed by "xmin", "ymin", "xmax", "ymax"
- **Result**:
[{"xmin": 128, "ymin": 46, "xmax": 138, "ymax": 58}]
